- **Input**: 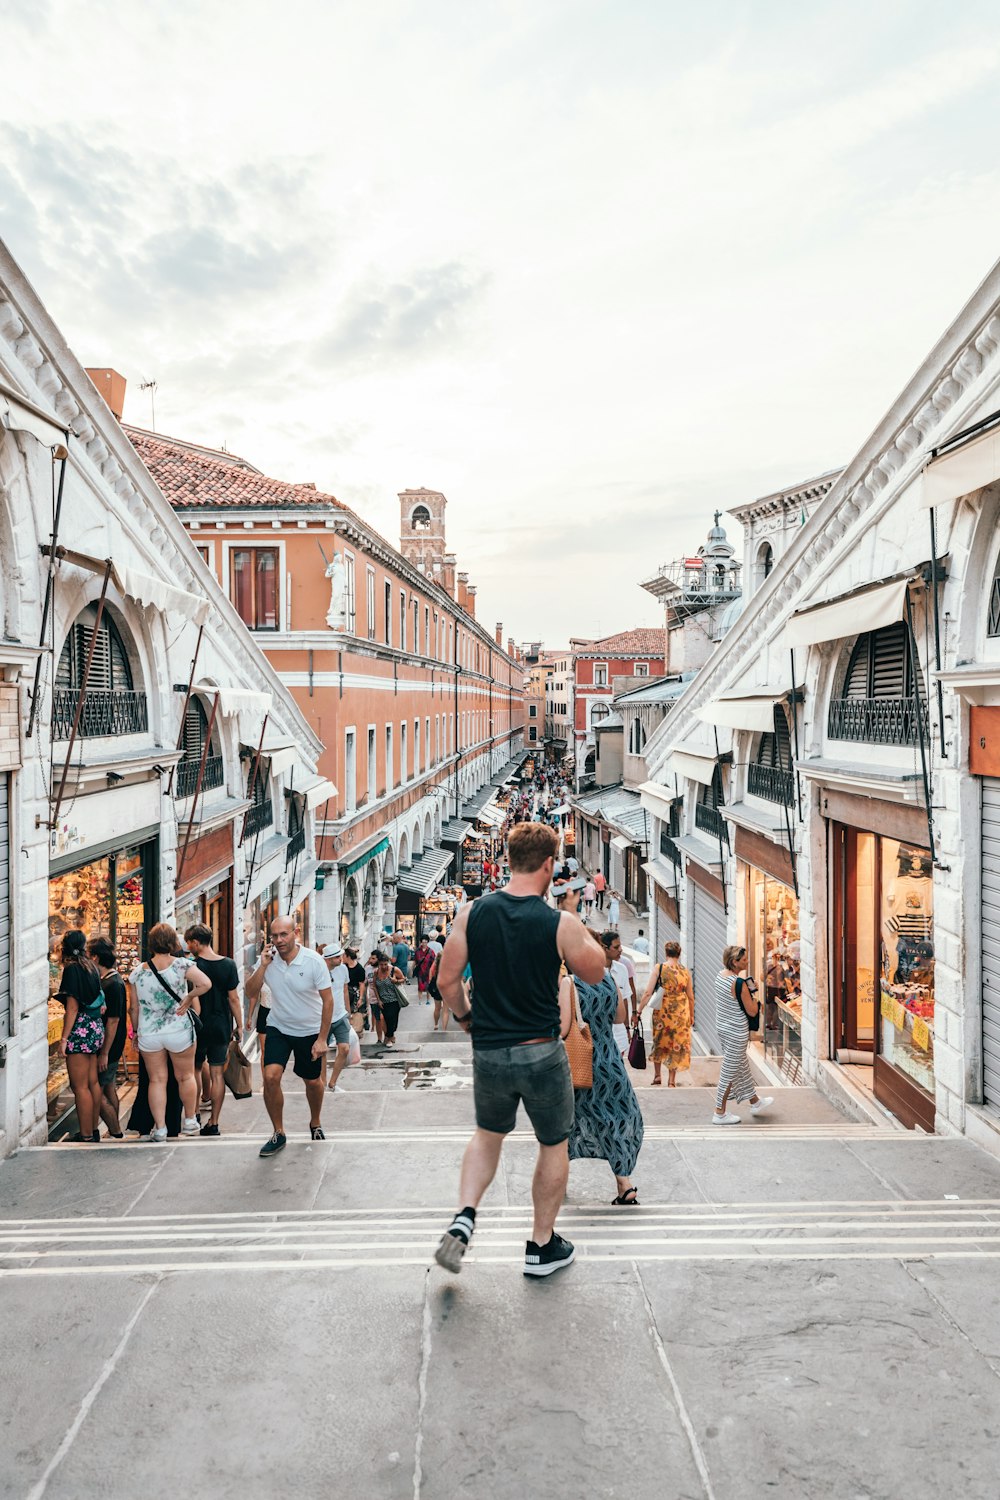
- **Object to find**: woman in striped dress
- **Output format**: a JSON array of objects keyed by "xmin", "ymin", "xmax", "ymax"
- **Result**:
[{"xmin": 713, "ymin": 944, "xmax": 774, "ymax": 1125}]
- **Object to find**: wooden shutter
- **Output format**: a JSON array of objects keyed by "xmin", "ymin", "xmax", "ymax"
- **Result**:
[{"xmin": 871, "ymin": 622, "xmax": 907, "ymax": 699}]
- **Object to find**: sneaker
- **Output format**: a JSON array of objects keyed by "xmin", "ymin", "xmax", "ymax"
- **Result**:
[
  {"xmin": 182, "ymin": 1117, "xmax": 200, "ymax": 1135},
  {"xmin": 200, "ymin": 1122, "xmax": 220, "ymax": 1136},
  {"xmin": 310, "ymin": 1125, "xmax": 325, "ymax": 1141},
  {"xmin": 712, "ymin": 1112, "xmax": 742, "ymax": 1125},
  {"xmin": 149, "ymin": 1126, "xmax": 168, "ymax": 1143},
  {"xmin": 751, "ymin": 1096, "xmax": 774, "ymax": 1116},
  {"xmin": 259, "ymin": 1131, "xmax": 286, "ymax": 1158},
  {"xmin": 434, "ymin": 1231, "xmax": 469, "ymax": 1274},
  {"xmin": 524, "ymin": 1231, "xmax": 575, "ymax": 1278}
]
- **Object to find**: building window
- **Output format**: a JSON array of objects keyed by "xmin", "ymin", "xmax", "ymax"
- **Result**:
[
  {"xmin": 594, "ymin": 663, "xmax": 608, "ymax": 687},
  {"xmin": 54, "ymin": 605, "xmax": 147, "ymax": 739},
  {"xmin": 414, "ymin": 718, "xmax": 420, "ymax": 774},
  {"xmin": 634, "ymin": 662, "xmax": 649, "ymax": 677},
  {"xmin": 386, "ymin": 724, "xmax": 394, "ymax": 788},
  {"xmin": 344, "ymin": 553, "xmax": 356, "ymax": 633},
  {"xmin": 828, "ymin": 623, "xmax": 928, "ymax": 746},
  {"xmin": 344, "ymin": 729, "xmax": 357, "ymax": 814},
  {"xmin": 425, "ymin": 716, "xmax": 431, "ymax": 768},
  {"xmin": 401, "ymin": 720, "xmax": 408, "ymax": 781},
  {"xmin": 366, "ymin": 568, "xmax": 376, "ymax": 641},
  {"xmin": 231, "ymin": 548, "xmax": 279, "ymax": 629},
  {"xmin": 424, "ymin": 606, "xmax": 430, "ymax": 656},
  {"xmin": 385, "ymin": 581, "xmax": 392, "ymax": 645},
  {"xmin": 529, "ymin": 703, "xmax": 538, "ymax": 718},
  {"xmin": 368, "ymin": 726, "xmax": 377, "ymax": 800},
  {"xmin": 749, "ymin": 708, "xmax": 794, "ymax": 805},
  {"xmin": 695, "ymin": 766, "xmax": 727, "ymax": 844},
  {"xmin": 528, "ymin": 725, "xmax": 537, "ymax": 743},
  {"xmin": 629, "ymin": 717, "xmax": 646, "ymax": 754},
  {"xmin": 195, "ymin": 544, "xmax": 211, "ymax": 567},
  {"xmin": 175, "ymin": 696, "xmax": 223, "ymax": 799}
]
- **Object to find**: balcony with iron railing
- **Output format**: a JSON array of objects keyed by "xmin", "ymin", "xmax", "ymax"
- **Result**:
[
  {"xmin": 52, "ymin": 688, "xmax": 148, "ymax": 741},
  {"xmin": 827, "ymin": 696, "xmax": 928, "ymax": 748},
  {"xmin": 659, "ymin": 830, "xmax": 682, "ymax": 865},
  {"xmin": 747, "ymin": 762, "xmax": 795, "ymax": 806},
  {"xmin": 241, "ymin": 797, "xmax": 274, "ymax": 842},
  {"xmin": 695, "ymin": 802, "xmax": 729, "ymax": 843},
  {"xmin": 286, "ymin": 825, "xmax": 306, "ymax": 865},
  {"xmin": 175, "ymin": 754, "xmax": 224, "ymax": 800}
]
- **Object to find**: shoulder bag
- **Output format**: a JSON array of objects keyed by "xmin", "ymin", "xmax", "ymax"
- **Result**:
[
  {"xmin": 146, "ymin": 962, "xmax": 203, "ymax": 1035},
  {"xmin": 627, "ymin": 1014, "xmax": 647, "ymax": 1070},
  {"xmin": 563, "ymin": 978, "xmax": 593, "ymax": 1089},
  {"xmin": 736, "ymin": 976, "xmax": 761, "ymax": 1032},
  {"xmin": 223, "ymin": 1037, "xmax": 253, "ymax": 1098}
]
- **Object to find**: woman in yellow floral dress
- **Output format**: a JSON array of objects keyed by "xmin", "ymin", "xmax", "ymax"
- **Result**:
[{"xmin": 636, "ymin": 941, "xmax": 695, "ymax": 1086}]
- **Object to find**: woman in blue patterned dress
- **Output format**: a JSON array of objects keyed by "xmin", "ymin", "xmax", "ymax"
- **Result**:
[{"xmin": 563, "ymin": 945, "xmax": 644, "ymax": 1205}]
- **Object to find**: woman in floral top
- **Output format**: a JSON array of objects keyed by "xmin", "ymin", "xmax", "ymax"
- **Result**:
[
  {"xmin": 55, "ymin": 929, "xmax": 106, "ymax": 1141},
  {"xmin": 128, "ymin": 922, "xmax": 210, "ymax": 1141}
]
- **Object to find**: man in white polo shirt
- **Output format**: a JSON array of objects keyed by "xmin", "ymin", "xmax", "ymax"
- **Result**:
[
  {"xmin": 323, "ymin": 942, "xmax": 351, "ymax": 1094},
  {"xmin": 245, "ymin": 914, "xmax": 333, "ymax": 1157}
]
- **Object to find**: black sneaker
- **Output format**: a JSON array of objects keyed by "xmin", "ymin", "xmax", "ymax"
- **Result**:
[
  {"xmin": 310, "ymin": 1125, "xmax": 325, "ymax": 1141},
  {"xmin": 259, "ymin": 1132, "xmax": 286, "ymax": 1158},
  {"xmin": 200, "ymin": 1122, "xmax": 220, "ymax": 1137},
  {"xmin": 524, "ymin": 1232, "xmax": 575, "ymax": 1278}
]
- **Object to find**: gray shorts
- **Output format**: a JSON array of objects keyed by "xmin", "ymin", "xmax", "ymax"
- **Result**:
[
  {"xmin": 327, "ymin": 1014, "xmax": 352, "ymax": 1047},
  {"xmin": 472, "ymin": 1039, "xmax": 574, "ymax": 1145}
]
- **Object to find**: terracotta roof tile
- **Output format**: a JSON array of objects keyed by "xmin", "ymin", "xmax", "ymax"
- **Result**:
[
  {"xmin": 125, "ymin": 426, "xmax": 331, "ymax": 510},
  {"xmin": 584, "ymin": 628, "xmax": 666, "ymax": 656}
]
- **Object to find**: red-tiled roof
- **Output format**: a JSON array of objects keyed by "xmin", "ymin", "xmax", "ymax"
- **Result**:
[
  {"xmin": 584, "ymin": 628, "xmax": 666, "ymax": 656},
  {"xmin": 125, "ymin": 426, "xmax": 334, "ymax": 510}
]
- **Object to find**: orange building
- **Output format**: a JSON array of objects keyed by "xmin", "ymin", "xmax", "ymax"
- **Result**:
[{"xmin": 126, "ymin": 431, "xmax": 526, "ymax": 951}]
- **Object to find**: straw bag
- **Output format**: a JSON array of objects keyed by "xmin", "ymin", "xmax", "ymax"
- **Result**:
[{"xmin": 563, "ymin": 977, "xmax": 593, "ymax": 1090}]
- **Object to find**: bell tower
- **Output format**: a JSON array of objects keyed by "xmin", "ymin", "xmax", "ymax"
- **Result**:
[{"xmin": 399, "ymin": 488, "xmax": 454, "ymax": 594}]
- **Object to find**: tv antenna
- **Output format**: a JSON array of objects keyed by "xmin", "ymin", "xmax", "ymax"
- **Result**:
[{"xmin": 139, "ymin": 379, "xmax": 157, "ymax": 431}]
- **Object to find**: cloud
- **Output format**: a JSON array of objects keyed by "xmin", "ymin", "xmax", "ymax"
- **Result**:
[{"xmin": 316, "ymin": 261, "xmax": 491, "ymax": 366}]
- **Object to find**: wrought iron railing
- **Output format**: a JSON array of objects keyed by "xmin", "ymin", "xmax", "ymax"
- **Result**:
[
  {"xmin": 827, "ymin": 696, "xmax": 928, "ymax": 747},
  {"xmin": 286, "ymin": 825, "xmax": 306, "ymax": 865},
  {"xmin": 695, "ymin": 802, "xmax": 729, "ymax": 843},
  {"xmin": 175, "ymin": 754, "xmax": 224, "ymax": 800},
  {"xmin": 748, "ymin": 762, "xmax": 795, "ymax": 806},
  {"xmin": 241, "ymin": 798, "xmax": 273, "ymax": 842},
  {"xmin": 659, "ymin": 830, "xmax": 682, "ymax": 865},
  {"xmin": 52, "ymin": 688, "xmax": 148, "ymax": 741}
]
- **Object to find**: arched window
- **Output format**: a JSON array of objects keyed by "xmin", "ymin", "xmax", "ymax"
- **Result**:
[
  {"xmin": 756, "ymin": 542, "xmax": 774, "ymax": 590},
  {"xmin": 241, "ymin": 752, "xmax": 273, "ymax": 842},
  {"xmin": 695, "ymin": 765, "xmax": 728, "ymax": 843},
  {"xmin": 828, "ymin": 622, "xmax": 927, "ymax": 746},
  {"xmin": 54, "ymin": 604, "xmax": 146, "ymax": 739},
  {"xmin": 175, "ymin": 698, "xmax": 223, "ymax": 798},
  {"xmin": 749, "ymin": 707, "xmax": 793, "ymax": 805},
  {"xmin": 411, "ymin": 505, "xmax": 431, "ymax": 531}
]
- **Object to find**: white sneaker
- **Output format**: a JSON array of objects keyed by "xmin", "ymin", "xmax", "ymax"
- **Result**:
[
  {"xmin": 182, "ymin": 1117, "xmax": 200, "ymax": 1135},
  {"xmin": 751, "ymin": 1097, "xmax": 774, "ymax": 1116},
  {"xmin": 149, "ymin": 1126, "xmax": 168, "ymax": 1142},
  {"xmin": 712, "ymin": 1112, "xmax": 741, "ymax": 1125}
]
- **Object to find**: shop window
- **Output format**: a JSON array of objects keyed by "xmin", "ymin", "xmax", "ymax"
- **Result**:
[
  {"xmin": 54, "ymin": 604, "xmax": 147, "ymax": 739},
  {"xmin": 748, "ymin": 708, "xmax": 793, "ymax": 805},
  {"xmin": 175, "ymin": 697, "xmax": 223, "ymax": 799},
  {"xmin": 231, "ymin": 547, "xmax": 279, "ymax": 630},
  {"xmin": 695, "ymin": 766, "xmax": 727, "ymax": 843},
  {"xmin": 747, "ymin": 869, "xmax": 802, "ymax": 1073},
  {"xmin": 828, "ymin": 622, "xmax": 928, "ymax": 746}
]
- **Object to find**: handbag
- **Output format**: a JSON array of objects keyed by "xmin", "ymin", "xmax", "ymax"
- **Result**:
[
  {"xmin": 393, "ymin": 982, "xmax": 410, "ymax": 1009},
  {"xmin": 563, "ymin": 978, "xmax": 593, "ymax": 1089},
  {"xmin": 146, "ymin": 962, "xmax": 203, "ymax": 1035},
  {"xmin": 627, "ymin": 1016, "xmax": 647, "ymax": 1070},
  {"xmin": 347, "ymin": 1028, "xmax": 362, "ymax": 1066},
  {"xmin": 223, "ymin": 1037, "xmax": 253, "ymax": 1098},
  {"xmin": 736, "ymin": 977, "xmax": 761, "ymax": 1033}
]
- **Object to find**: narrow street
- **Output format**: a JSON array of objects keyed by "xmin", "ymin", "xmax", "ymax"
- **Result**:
[{"xmin": 3, "ymin": 993, "xmax": 1000, "ymax": 1500}]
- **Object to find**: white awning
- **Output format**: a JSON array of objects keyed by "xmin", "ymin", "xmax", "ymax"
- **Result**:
[
  {"xmin": 267, "ymin": 747, "xmax": 298, "ymax": 777},
  {"xmin": 216, "ymin": 689, "xmax": 272, "ymax": 720},
  {"xmin": 550, "ymin": 803, "xmax": 572, "ymax": 816},
  {"xmin": 0, "ymin": 388, "xmax": 68, "ymax": 448},
  {"xmin": 665, "ymin": 750, "xmax": 718, "ymax": 786},
  {"xmin": 918, "ymin": 424, "xmax": 1000, "ymax": 508},
  {"xmin": 123, "ymin": 567, "xmax": 211, "ymax": 627},
  {"xmin": 695, "ymin": 687, "xmax": 797, "ymax": 733},
  {"xmin": 477, "ymin": 804, "xmax": 505, "ymax": 828},
  {"xmin": 259, "ymin": 728, "xmax": 297, "ymax": 778},
  {"xmin": 638, "ymin": 780, "xmax": 677, "ymax": 817},
  {"xmin": 611, "ymin": 833, "xmax": 631, "ymax": 852},
  {"xmin": 303, "ymin": 778, "xmax": 337, "ymax": 810},
  {"xmin": 784, "ymin": 577, "xmax": 909, "ymax": 650}
]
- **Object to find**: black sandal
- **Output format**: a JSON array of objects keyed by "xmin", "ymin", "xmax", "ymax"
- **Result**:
[{"xmin": 613, "ymin": 1188, "xmax": 639, "ymax": 1206}]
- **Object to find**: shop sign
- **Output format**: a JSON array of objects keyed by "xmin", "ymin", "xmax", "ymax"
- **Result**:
[{"xmin": 733, "ymin": 826, "xmax": 794, "ymax": 888}]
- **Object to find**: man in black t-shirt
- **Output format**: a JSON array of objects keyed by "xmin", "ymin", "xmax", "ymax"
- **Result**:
[
  {"xmin": 184, "ymin": 924, "xmax": 242, "ymax": 1136},
  {"xmin": 90, "ymin": 936, "xmax": 127, "ymax": 1138}
]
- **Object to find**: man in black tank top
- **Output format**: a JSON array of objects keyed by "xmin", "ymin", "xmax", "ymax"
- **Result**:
[{"xmin": 432, "ymin": 822, "xmax": 606, "ymax": 1279}]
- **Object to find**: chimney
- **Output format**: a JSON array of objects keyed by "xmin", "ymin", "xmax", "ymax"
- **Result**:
[
  {"xmin": 85, "ymin": 368, "xmax": 126, "ymax": 421},
  {"xmin": 466, "ymin": 584, "xmax": 477, "ymax": 619},
  {"xmin": 495, "ymin": 621, "xmax": 503, "ymax": 648},
  {"xmin": 442, "ymin": 552, "xmax": 457, "ymax": 599},
  {"xmin": 508, "ymin": 637, "xmax": 516, "ymax": 659}
]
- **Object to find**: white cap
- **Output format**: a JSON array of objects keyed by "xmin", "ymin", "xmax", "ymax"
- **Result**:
[{"xmin": 322, "ymin": 943, "xmax": 344, "ymax": 959}]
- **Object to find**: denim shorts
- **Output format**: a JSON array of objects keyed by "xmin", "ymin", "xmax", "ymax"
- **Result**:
[
  {"xmin": 327, "ymin": 1014, "xmax": 352, "ymax": 1047},
  {"xmin": 473, "ymin": 1039, "xmax": 574, "ymax": 1145}
]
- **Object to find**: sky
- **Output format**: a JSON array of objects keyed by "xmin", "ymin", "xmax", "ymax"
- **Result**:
[{"xmin": 3, "ymin": 0, "xmax": 1000, "ymax": 645}]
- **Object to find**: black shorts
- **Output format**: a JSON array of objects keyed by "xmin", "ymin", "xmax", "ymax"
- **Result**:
[
  {"xmin": 256, "ymin": 1004, "xmax": 270, "ymax": 1035},
  {"xmin": 196, "ymin": 1035, "xmax": 231, "ymax": 1069},
  {"xmin": 263, "ymin": 1026, "xmax": 323, "ymax": 1081}
]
